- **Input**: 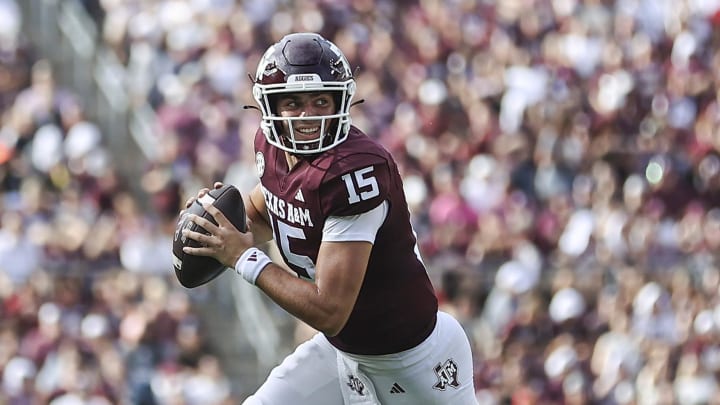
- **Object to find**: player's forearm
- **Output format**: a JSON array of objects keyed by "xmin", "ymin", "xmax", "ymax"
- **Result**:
[{"xmin": 254, "ymin": 264, "xmax": 349, "ymax": 336}]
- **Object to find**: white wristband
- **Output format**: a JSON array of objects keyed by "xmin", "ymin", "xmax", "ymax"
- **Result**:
[{"xmin": 234, "ymin": 248, "xmax": 272, "ymax": 285}]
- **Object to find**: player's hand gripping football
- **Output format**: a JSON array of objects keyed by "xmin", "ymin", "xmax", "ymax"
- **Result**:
[{"xmin": 181, "ymin": 182, "xmax": 255, "ymax": 269}]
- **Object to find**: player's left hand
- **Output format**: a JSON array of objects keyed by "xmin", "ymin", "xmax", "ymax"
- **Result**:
[{"xmin": 182, "ymin": 202, "xmax": 255, "ymax": 269}]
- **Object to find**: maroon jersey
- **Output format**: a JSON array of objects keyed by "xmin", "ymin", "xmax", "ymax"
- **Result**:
[{"xmin": 254, "ymin": 125, "xmax": 438, "ymax": 355}]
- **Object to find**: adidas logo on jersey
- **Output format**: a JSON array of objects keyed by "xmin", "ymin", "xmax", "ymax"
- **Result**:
[
  {"xmin": 294, "ymin": 189, "xmax": 305, "ymax": 202},
  {"xmin": 389, "ymin": 383, "xmax": 405, "ymax": 394}
]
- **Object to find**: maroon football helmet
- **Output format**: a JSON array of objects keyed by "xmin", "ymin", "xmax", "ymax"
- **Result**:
[{"xmin": 253, "ymin": 33, "xmax": 356, "ymax": 154}]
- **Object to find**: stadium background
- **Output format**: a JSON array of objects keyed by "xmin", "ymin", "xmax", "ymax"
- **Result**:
[{"xmin": 2, "ymin": 0, "xmax": 720, "ymax": 403}]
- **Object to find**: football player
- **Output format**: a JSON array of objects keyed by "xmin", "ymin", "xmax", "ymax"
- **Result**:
[{"xmin": 182, "ymin": 32, "xmax": 479, "ymax": 404}]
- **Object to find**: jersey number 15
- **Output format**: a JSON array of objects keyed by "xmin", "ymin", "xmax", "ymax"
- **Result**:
[{"xmin": 341, "ymin": 166, "xmax": 379, "ymax": 204}]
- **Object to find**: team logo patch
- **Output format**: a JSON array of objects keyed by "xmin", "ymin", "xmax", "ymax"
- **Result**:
[
  {"xmin": 346, "ymin": 374, "xmax": 365, "ymax": 396},
  {"xmin": 432, "ymin": 359, "xmax": 460, "ymax": 391},
  {"xmin": 255, "ymin": 152, "xmax": 265, "ymax": 177}
]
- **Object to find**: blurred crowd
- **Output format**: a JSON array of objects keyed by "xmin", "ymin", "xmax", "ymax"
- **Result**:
[
  {"xmin": 3, "ymin": 0, "xmax": 720, "ymax": 403},
  {"xmin": 0, "ymin": 0, "xmax": 235, "ymax": 403}
]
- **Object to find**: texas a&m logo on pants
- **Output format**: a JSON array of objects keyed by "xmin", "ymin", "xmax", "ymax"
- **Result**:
[
  {"xmin": 432, "ymin": 359, "xmax": 460, "ymax": 391},
  {"xmin": 346, "ymin": 374, "xmax": 365, "ymax": 396}
]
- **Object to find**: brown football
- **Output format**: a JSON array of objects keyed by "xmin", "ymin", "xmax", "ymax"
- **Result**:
[{"xmin": 172, "ymin": 185, "xmax": 247, "ymax": 288}]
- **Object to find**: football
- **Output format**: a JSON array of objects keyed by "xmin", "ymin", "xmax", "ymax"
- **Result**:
[{"xmin": 172, "ymin": 184, "xmax": 247, "ymax": 288}]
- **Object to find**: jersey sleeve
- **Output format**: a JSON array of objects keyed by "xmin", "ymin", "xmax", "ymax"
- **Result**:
[
  {"xmin": 322, "ymin": 201, "xmax": 389, "ymax": 243},
  {"xmin": 319, "ymin": 153, "xmax": 394, "ymax": 218}
]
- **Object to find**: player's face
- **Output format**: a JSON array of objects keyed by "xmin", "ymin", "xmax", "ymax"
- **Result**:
[{"xmin": 275, "ymin": 92, "xmax": 337, "ymax": 140}]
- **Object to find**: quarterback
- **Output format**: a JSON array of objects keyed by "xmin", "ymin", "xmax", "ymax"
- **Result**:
[{"xmin": 182, "ymin": 32, "xmax": 479, "ymax": 404}]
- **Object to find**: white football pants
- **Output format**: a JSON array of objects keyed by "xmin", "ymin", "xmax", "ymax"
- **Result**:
[{"xmin": 242, "ymin": 311, "xmax": 478, "ymax": 405}]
